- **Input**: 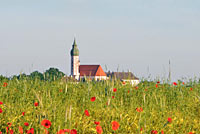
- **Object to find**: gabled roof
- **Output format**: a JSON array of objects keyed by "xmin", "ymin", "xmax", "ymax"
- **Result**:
[
  {"xmin": 79, "ymin": 65, "xmax": 107, "ymax": 76},
  {"xmin": 106, "ymin": 71, "xmax": 139, "ymax": 80}
]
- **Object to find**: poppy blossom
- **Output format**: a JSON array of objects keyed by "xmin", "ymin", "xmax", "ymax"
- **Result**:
[
  {"xmin": 57, "ymin": 129, "xmax": 65, "ymax": 134},
  {"xmin": 90, "ymin": 97, "xmax": 96, "ymax": 102},
  {"xmin": 151, "ymin": 130, "xmax": 158, "ymax": 134},
  {"xmin": 34, "ymin": 102, "xmax": 39, "ymax": 107},
  {"xmin": 0, "ymin": 101, "xmax": 3, "ymax": 105},
  {"xmin": 70, "ymin": 129, "xmax": 77, "ymax": 134},
  {"xmin": 85, "ymin": 110, "xmax": 90, "ymax": 116},
  {"xmin": 94, "ymin": 121, "xmax": 100, "ymax": 125},
  {"xmin": 3, "ymin": 82, "xmax": 8, "ymax": 87},
  {"xmin": 188, "ymin": 132, "xmax": 193, "ymax": 134},
  {"xmin": 0, "ymin": 108, "xmax": 2, "ymax": 113},
  {"xmin": 112, "ymin": 96, "xmax": 115, "ymax": 99},
  {"xmin": 122, "ymin": 81, "xmax": 126, "ymax": 85},
  {"xmin": 64, "ymin": 129, "xmax": 71, "ymax": 133},
  {"xmin": 7, "ymin": 123, "xmax": 12, "ymax": 127},
  {"xmin": 111, "ymin": 121, "xmax": 120, "ymax": 131},
  {"xmin": 157, "ymin": 81, "xmax": 160, "ymax": 84},
  {"xmin": 9, "ymin": 129, "xmax": 13, "ymax": 134},
  {"xmin": 22, "ymin": 112, "xmax": 25, "ymax": 116},
  {"xmin": 24, "ymin": 122, "xmax": 29, "ymax": 126},
  {"xmin": 173, "ymin": 82, "xmax": 177, "ymax": 86},
  {"xmin": 135, "ymin": 86, "xmax": 138, "ymax": 90},
  {"xmin": 26, "ymin": 128, "xmax": 34, "ymax": 134},
  {"xmin": 96, "ymin": 125, "xmax": 103, "ymax": 134},
  {"xmin": 19, "ymin": 126, "xmax": 23, "ymax": 134},
  {"xmin": 41, "ymin": 119, "xmax": 51, "ymax": 128},
  {"xmin": 161, "ymin": 130, "xmax": 164, "ymax": 134},
  {"xmin": 190, "ymin": 88, "xmax": 193, "ymax": 91},
  {"xmin": 113, "ymin": 88, "xmax": 117, "ymax": 92},
  {"xmin": 136, "ymin": 107, "xmax": 143, "ymax": 112},
  {"xmin": 156, "ymin": 84, "xmax": 158, "ymax": 88},
  {"xmin": 128, "ymin": 90, "xmax": 130, "ymax": 93},
  {"xmin": 168, "ymin": 117, "xmax": 172, "ymax": 123}
]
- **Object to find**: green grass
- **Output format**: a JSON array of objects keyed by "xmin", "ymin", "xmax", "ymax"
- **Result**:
[{"xmin": 0, "ymin": 79, "xmax": 199, "ymax": 134}]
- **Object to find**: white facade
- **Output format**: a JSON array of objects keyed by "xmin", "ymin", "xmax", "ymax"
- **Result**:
[
  {"xmin": 80, "ymin": 76, "xmax": 108, "ymax": 81},
  {"xmin": 71, "ymin": 55, "xmax": 80, "ymax": 80},
  {"xmin": 122, "ymin": 79, "xmax": 140, "ymax": 86}
]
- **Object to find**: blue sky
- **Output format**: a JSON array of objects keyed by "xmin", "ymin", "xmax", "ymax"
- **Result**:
[{"xmin": 0, "ymin": 0, "xmax": 200, "ymax": 81}]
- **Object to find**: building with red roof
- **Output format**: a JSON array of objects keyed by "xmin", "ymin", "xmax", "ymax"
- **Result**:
[{"xmin": 70, "ymin": 39, "xmax": 108, "ymax": 80}]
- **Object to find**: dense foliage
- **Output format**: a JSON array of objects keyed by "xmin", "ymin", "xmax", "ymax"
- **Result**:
[{"xmin": 0, "ymin": 79, "xmax": 199, "ymax": 134}]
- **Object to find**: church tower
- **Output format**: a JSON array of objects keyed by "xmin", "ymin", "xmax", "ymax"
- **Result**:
[{"xmin": 70, "ymin": 39, "xmax": 80, "ymax": 80}]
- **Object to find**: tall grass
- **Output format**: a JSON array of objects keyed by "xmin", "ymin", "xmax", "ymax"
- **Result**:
[{"xmin": 0, "ymin": 78, "xmax": 199, "ymax": 133}]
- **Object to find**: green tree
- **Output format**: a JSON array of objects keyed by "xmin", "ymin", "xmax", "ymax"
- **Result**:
[
  {"xmin": 44, "ymin": 68, "xmax": 65, "ymax": 81},
  {"xmin": 30, "ymin": 71, "xmax": 44, "ymax": 80}
]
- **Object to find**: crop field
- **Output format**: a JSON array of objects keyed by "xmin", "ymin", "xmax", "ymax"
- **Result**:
[{"xmin": 0, "ymin": 79, "xmax": 199, "ymax": 134}]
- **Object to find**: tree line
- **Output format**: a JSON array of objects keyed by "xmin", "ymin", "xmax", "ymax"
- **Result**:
[{"xmin": 0, "ymin": 68, "xmax": 65, "ymax": 81}]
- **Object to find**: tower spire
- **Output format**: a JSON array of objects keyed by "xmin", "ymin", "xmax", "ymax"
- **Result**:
[{"xmin": 73, "ymin": 37, "xmax": 77, "ymax": 46}]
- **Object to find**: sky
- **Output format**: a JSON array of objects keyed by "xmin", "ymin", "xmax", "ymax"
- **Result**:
[{"xmin": 0, "ymin": 0, "xmax": 200, "ymax": 81}]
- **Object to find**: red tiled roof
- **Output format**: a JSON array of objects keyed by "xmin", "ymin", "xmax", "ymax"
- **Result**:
[{"xmin": 79, "ymin": 65, "xmax": 107, "ymax": 76}]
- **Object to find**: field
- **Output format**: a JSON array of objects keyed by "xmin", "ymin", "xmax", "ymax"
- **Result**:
[{"xmin": 0, "ymin": 79, "xmax": 199, "ymax": 134}]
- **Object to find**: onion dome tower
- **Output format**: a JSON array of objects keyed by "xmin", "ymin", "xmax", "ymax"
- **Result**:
[{"xmin": 70, "ymin": 38, "xmax": 80, "ymax": 80}]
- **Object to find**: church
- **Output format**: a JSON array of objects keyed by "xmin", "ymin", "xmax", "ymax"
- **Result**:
[{"xmin": 70, "ymin": 39, "xmax": 108, "ymax": 81}]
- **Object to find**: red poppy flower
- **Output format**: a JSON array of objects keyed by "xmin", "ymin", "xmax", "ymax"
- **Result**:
[
  {"xmin": 90, "ymin": 97, "xmax": 96, "ymax": 102},
  {"xmin": 161, "ymin": 130, "xmax": 164, "ymax": 134},
  {"xmin": 140, "ymin": 128, "xmax": 142, "ymax": 131},
  {"xmin": 151, "ymin": 130, "xmax": 158, "ymax": 134},
  {"xmin": 7, "ymin": 123, "xmax": 12, "ymax": 127},
  {"xmin": 57, "ymin": 129, "xmax": 65, "ymax": 134},
  {"xmin": 156, "ymin": 84, "xmax": 158, "ymax": 88},
  {"xmin": 85, "ymin": 109, "xmax": 90, "ymax": 116},
  {"xmin": 113, "ymin": 88, "xmax": 117, "ymax": 92},
  {"xmin": 26, "ymin": 128, "xmax": 34, "ymax": 134},
  {"xmin": 0, "ymin": 108, "xmax": 2, "ymax": 113},
  {"xmin": 112, "ymin": 96, "xmax": 115, "ymax": 99},
  {"xmin": 135, "ymin": 86, "xmax": 138, "ymax": 90},
  {"xmin": 128, "ymin": 90, "xmax": 130, "ymax": 93},
  {"xmin": 0, "ymin": 131, "xmax": 2, "ymax": 134},
  {"xmin": 188, "ymin": 132, "xmax": 193, "ymax": 134},
  {"xmin": 19, "ymin": 126, "xmax": 23, "ymax": 134},
  {"xmin": 182, "ymin": 82, "xmax": 185, "ymax": 85},
  {"xmin": 190, "ymin": 88, "xmax": 193, "ymax": 91},
  {"xmin": 122, "ymin": 81, "xmax": 126, "ymax": 85},
  {"xmin": 0, "ymin": 101, "xmax": 3, "ymax": 105},
  {"xmin": 173, "ymin": 82, "xmax": 177, "ymax": 86},
  {"xmin": 22, "ymin": 112, "xmax": 25, "ymax": 116},
  {"xmin": 157, "ymin": 81, "xmax": 160, "ymax": 84},
  {"xmin": 34, "ymin": 102, "xmax": 39, "ymax": 107},
  {"xmin": 94, "ymin": 121, "xmax": 100, "ymax": 125},
  {"xmin": 96, "ymin": 125, "xmax": 103, "ymax": 134},
  {"xmin": 41, "ymin": 119, "xmax": 51, "ymax": 128},
  {"xmin": 111, "ymin": 121, "xmax": 120, "ymax": 131},
  {"xmin": 136, "ymin": 107, "xmax": 143, "ymax": 112},
  {"xmin": 64, "ymin": 129, "xmax": 71, "ymax": 133},
  {"xmin": 70, "ymin": 129, "xmax": 77, "ymax": 134},
  {"xmin": 168, "ymin": 117, "xmax": 172, "ymax": 123},
  {"xmin": 24, "ymin": 122, "xmax": 29, "ymax": 126},
  {"xmin": 3, "ymin": 82, "xmax": 8, "ymax": 87},
  {"xmin": 9, "ymin": 129, "xmax": 13, "ymax": 134}
]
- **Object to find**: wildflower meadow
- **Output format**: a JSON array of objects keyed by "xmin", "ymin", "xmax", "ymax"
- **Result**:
[{"xmin": 0, "ymin": 78, "xmax": 199, "ymax": 134}]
